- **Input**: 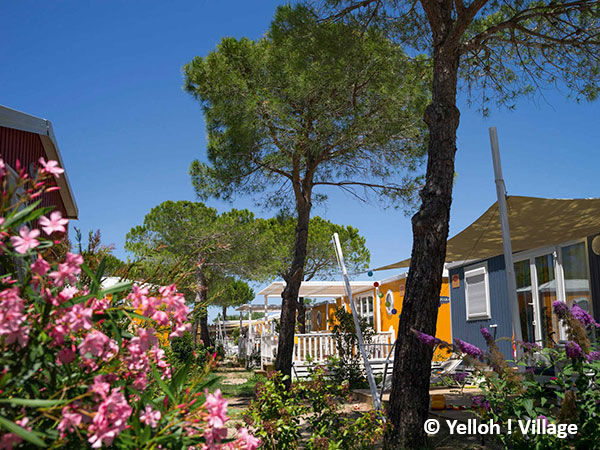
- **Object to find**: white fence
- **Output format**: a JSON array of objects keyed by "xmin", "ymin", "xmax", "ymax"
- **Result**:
[
  {"xmin": 238, "ymin": 336, "xmax": 261, "ymax": 362},
  {"xmin": 260, "ymin": 331, "xmax": 394, "ymax": 367}
]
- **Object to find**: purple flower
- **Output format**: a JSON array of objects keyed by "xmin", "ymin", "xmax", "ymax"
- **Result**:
[
  {"xmin": 454, "ymin": 338, "xmax": 485, "ymax": 360},
  {"xmin": 452, "ymin": 372, "xmax": 468, "ymax": 384},
  {"xmin": 571, "ymin": 305, "xmax": 600, "ymax": 329},
  {"xmin": 471, "ymin": 396, "xmax": 490, "ymax": 411},
  {"xmin": 553, "ymin": 301, "xmax": 569, "ymax": 319},
  {"xmin": 518, "ymin": 341, "xmax": 541, "ymax": 353},
  {"xmin": 525, "ymin": 367, "xmax": 536, "ymax": 375},
  {"xmin": 413, "ymin": 330, "xmax": 441, "ymax": 347},
  {"xmin": 480, "ymin": 327, "xmax": 493, "ymax": 344},
  {"xmin": 586, "ymin": 351, "xmax": 600, "ymax": 362},
  {"xmin": 565, "ymin": 341, "xmax": 583, "ymax": 360},
  {"xmin": 537, "ymin": 415, "xmax": 549, "ymax": 426}
]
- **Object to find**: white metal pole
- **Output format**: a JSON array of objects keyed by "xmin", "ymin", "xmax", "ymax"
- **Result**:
[
  {"xmin": 333, "ymin": 233, "xmax": 382, "ymax": 412},
  {"xmin": 489, "ymin": 127, "xmax": 523, "ymax": 349}
]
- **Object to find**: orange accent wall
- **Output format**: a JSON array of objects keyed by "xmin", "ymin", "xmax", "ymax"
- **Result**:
[{"xmin": 328, "ymin": 277, "xmax": 452, "ymax": 360}]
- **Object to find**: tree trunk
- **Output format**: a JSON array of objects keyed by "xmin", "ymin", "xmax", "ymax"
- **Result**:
[
  {"xmin": 199, "ymin": 307, "xmax": 211, "ymax": 348},
  {"xmin": 275, "ymin": 193, "xmax": 312, "ymax": 381},
  {"xmin": 384, "ymin": 29, "xmax": 460, "ymax": 450},
  {"xmin": 297, "ymin": 297, "xmax": 306, "ymax": 334},
  {"xmin": 196, "ymin": 263, "xmax": 212, "ymax": 348},
  {"xmin": 222, "ymin": 305, "xmax": 227, "ymax": 338}
]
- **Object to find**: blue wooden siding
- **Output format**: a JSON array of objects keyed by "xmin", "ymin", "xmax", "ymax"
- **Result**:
[{"xmin": 449, "ymin": 255, "xmax": 514, "ymax": 359}]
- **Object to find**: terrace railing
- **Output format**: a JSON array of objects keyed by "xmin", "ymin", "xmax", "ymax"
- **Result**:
[{"xmin": 260, "ymin": 331, "xmax": 394, "ymax": 367}]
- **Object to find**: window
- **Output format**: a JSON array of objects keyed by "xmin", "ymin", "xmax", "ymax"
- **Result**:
[
  {"xmin": 464, "ymin": 263, "xmax": 491, "ymax": 320},
  {"xmin": 561, "ymin": 241, "xmax": 591, "ymax": 310},
  {"xmin": 353, "ymin": 294, "xmax": 374, "ymax": 326},
  {"xmin": 385, "ymin": 290, "xmax": 395, "ymax": 314}
]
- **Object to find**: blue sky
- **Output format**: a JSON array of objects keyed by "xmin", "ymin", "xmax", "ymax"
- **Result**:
[{"xmin": 2, "ymin": 1, "xmax": 599, "ymax": 320}]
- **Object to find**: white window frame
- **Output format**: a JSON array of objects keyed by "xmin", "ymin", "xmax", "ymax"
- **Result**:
[
  {"xmin": 385, "ymin": 290, "xmax": 395, "ymax": 315},
  {"xmin": 464, "ymin": 262, "xmax": 491, "ymax": 321}
]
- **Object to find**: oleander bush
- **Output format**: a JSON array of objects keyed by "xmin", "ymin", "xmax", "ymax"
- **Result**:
[{"xmin": 0, "ymin": 158, "xmax": 259, "ymax": 449}]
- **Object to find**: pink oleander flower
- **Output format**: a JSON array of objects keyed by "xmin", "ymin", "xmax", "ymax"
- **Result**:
[
  {"xmin": 48, "ymin": 324, "xmax": 68, "ymax": 346},
  {"xmin": 49, "ymin": 252, "xmax": 83, "ymax": 286},
  {"xmin": 79, "ymin": 330, "xmax": 111, "ymax": 359},
  {"xmin": 128, "ymin": 285, "xmax": 150, "ymax": 309},
  {"xmin": 10, "ymin": 227, "xmax": 40, "ymax": 254},
  {"xmin": 58, "ymin": 286, "xmax": 79, "ymax": 301},
  {"xmin": 87, "ymin": 389, "xmax": 132, "ymax": 449},
  {"xmin": 170, "ymin": 323, "xmax": 191, "ymax": 340},
  {"xmin": 30, "ymin": 255, "xmax": 50, "ymax": 275},
  {"xmin": 64, "ymin": 304, "xmax": 93, "ymax": 332},
  {"xmin": 0, "ymin": 159, "xmax": 5, "ymax": 178},
  {"xmin": 57, "ymin": 406, "xmax": 82, "ymax": 436},
  {"xmin": 91, "ymin": 297, "xmax": 110, "ymax": 314},
  {"xmin": 135, "ymin": 328, "xmax": 158, "ymax": 352},
  {"xmin": 39, "ymin": 211, "xmax": 69, "ymax": 235},
  {"xmin": 139, "ymin": 404, "xmax": 161, "ymax": 428},
  {"xmin": 90, "ymin": 375, "xmax": 111, "ymax": 399},
  {"xmin": 133, "ymin": 374, "xmax": 148, "ymax": 391},
  {"xmin": 39, "ymin": 158, "xmax": 64, "ymax": 178},
  {"xmin": 57, "ymin": 347, "xmax": 76, "ymax": 365},
  {"xmin": 236, "ymin": 427, "xmax": 261, "ymax": 450},
  {"xmin": 204, "ymin": 389, "xmax": 229, "ymax": 444},
  {"xmin": 0, "ymin": 287, "xmax": 29, "ymax": 347},
  {"xmin": 152, "ymin": 310, "xmax": 169, "ymax": 326}
]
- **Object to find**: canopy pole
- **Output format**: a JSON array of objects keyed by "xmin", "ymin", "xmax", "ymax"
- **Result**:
[
  {"xmin": 489, "ymin": 127, "xmax": 523, "ymax": 350},
  {"xmin": 333, "ymin": 233, "xmax": 382, "ymax": 412}
]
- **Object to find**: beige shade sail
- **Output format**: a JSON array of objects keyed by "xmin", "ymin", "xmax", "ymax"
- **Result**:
[{"xmin": 376, "ymin": 196, "xmax": 600, "ymax": 271}]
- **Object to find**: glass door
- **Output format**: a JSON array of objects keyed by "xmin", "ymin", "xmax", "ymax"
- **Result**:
[
  {"xmin": 515, "ymin": 259, "xmax": 535, "ymax": 343},
  {"xmin": 515, "ymin": 251, "xmax": 561, "ymax": 347},
  {"xmin": 534, "ymin": 253, "xmax": 559, "ymax": 347}
]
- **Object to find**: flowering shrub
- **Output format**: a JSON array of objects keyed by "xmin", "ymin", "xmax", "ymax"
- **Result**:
[
  {"xmin": 243, "ymin": 368, "xmax": 385, "ymax": 450},
  {"xmin": 414, "ymin": 300, "xmax": 600, "ymax": 449},
  {"xmin": 0, "ymin": 159, "xmax": 259, "ymax": 449}
]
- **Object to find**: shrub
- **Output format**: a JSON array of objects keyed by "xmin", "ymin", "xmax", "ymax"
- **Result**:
[
  {"xmin": 0, "ymin": 159, "xmax": 259, "ymax": 449},
  {"xmin": 414, "ymin": 301, "xmax": 600, "ymax": 449},
  {"xmin": 329, "ymin": 306, "xmax": 375, "ymax": 388},
  {"xmin": 243, "ymin": 368, "xmax": 385, "ymax": 450}
]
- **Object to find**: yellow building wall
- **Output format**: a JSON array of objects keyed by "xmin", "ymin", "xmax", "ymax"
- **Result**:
[
  {"xmin": 378, "ymin": 277, "xmax": 452, "ymax": 360},
  {"xmin": 309, "ymin": 303, "xmax": 329, "ymax": 332}
]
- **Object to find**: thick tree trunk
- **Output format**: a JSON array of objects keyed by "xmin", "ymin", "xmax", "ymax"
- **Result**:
[
  {"xmin": 195, "ymin": 263, "xmax": 212, "ymax": 348},
  {"xmin": 199, "ymin": 307, "xmax": 211, "ymax": 347},
  {"xmin": 297, "ymin": 297, "xmax": 306, "ymax": 334},
  {"xmin": 384, "ymin": 32, "xmax": 460, "ymax": 449},
  {"xmin": 275, "ymin": 194, "xmax": 312, "ymax": 381}
]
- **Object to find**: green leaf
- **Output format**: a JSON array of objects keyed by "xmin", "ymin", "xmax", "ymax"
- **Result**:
[
  {"xmin": 170, "ymin": 361, "xmax": 190, "ymax": 395},
  {"xmin": 4, "ymin": 200, "xmax": 42, "ymax": 228},
  {"xmin": 64, "ymin": 281, "xmax": 133, "ymax": 307},
  {"xmin": 81, "ymin": 263, "xmax": 101, "ymax": 294},
  {"xmin": 0, "ymin": 398, "xmax": 66, "ymax": 407},
  {"xmin": 0, "ymin": 415, "xmax": 45, "ymax": 447},
  {"xmin": 152, "ymin": 364, "xmax": 175, "ymax": 402},
  {"xmin": 95, "ymin": 257, "xmax": 107, "ymax": 285}
]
